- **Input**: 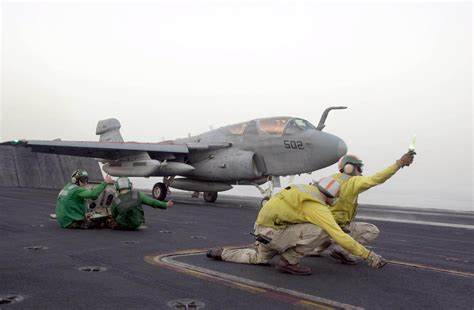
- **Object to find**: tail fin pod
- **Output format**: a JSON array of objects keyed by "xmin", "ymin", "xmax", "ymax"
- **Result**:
[{"xmin": 96, "ymin": 118, "xmax": 124, "ymax": 142}]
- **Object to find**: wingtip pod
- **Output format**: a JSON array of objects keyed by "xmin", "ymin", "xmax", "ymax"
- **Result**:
[{"xmin": 1, "ymin": 139, "xmax": 27, "ymax": 146}]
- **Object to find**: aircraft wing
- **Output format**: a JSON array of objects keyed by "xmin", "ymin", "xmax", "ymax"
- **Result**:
[{"xmin": 3, "ymin": 140, "xmax": 231, "ymax": 161}]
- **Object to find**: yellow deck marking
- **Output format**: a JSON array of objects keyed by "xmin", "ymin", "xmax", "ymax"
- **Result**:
[{"xmin": 145, "ymin": 248, "xmax": 362, "ymax": 310}]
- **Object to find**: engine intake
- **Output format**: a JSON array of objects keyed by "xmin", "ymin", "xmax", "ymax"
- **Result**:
[{"xmin": 190, "ymin": 149, "xmax": 263, "ymax": 181}]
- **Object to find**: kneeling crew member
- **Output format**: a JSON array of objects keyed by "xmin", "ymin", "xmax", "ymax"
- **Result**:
[
  {"xmin": 312, "ymin": 151, "xmax": 415, "ymax": 264},
  {"xmin": 56, "ymin": 170, "xmax": 113, "ymax": 229},
  {"xmin": 110, "ymin": 177, "xmax": 174, "ymax": 230},
  {"xmin": 207, "ymin": 178, "xmax": 386, "ymax": 275}
]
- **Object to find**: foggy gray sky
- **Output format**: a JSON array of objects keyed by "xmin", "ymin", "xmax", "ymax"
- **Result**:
[{"xmin": 1, "ymin": 2, "xmax": 472, "ymax": 210}]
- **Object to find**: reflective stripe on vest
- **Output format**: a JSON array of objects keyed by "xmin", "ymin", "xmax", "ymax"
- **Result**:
[
  {"xmin": 333, "ymin": 173, "xmax": 351, "ymax": 186},
  {"xmin": 293, "ymin": 184, "xmax": 326, "ymax": 204}
]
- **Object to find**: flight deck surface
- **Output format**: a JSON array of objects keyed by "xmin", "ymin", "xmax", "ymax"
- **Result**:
[{"xmin": 0, "ymin": 188, "xmax": 472, "ymax": 309}]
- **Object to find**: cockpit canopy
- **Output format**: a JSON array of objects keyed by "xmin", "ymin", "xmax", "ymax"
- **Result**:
[{"xmin": 227, "ymin": 117, "xmax": 317, "ymax": 136}]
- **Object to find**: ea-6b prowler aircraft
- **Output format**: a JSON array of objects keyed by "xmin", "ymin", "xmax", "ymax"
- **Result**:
[{"xmin": 7, "ymin": 106, "xmax": 348, "ymax": 206}]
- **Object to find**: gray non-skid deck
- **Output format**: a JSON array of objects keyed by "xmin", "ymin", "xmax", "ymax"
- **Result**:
[{"xmin": 0, "ymin": 188, "xmax": 472, "ymax": 309}]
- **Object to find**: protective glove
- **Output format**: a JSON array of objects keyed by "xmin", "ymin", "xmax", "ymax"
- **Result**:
[
  {"xmin": 367, "ymin": 251, "xmax": 387, "ymax": 269},
  {"xmin": 396, "ymin": 152, "xmax": 415, "ymax": 168}
]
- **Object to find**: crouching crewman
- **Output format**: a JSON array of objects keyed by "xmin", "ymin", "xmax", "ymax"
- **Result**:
[
  {"xmin": 56, "ymin": 170, "xmax": 113, "ymax": 229},
  {"xmin": 207, "ymin": 177, "xmax": 386, "ymax": 275},
  {"xmin": 109, "ymin": 177, "xmax": 174, "ymax": 230}
]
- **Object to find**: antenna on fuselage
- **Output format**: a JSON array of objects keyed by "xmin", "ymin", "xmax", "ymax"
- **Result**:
[{"xmin": 316, "ymin": 106, "xmax": 347, "ymax": 131}]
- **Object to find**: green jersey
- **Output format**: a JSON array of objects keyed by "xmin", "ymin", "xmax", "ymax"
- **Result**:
[
  {"xmin": 111, "ymin": 190, "xmax": 167, "ymax": 230},
  {"xmin": 56, "ymin": 182, "xmax": 107, "ymax": 228}
]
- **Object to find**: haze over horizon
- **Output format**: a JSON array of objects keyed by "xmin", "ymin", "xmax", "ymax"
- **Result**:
[{"xmin": 1, "ymin": 2, "xmax": 472, "ymax": 211}]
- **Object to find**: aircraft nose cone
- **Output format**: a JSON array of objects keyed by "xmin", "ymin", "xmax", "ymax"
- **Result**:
[
  {"xmin": 309, "ymin": 132, "xmax": 348, "ymax": 170},
  {"xmin": 337, "ymin": 138, "xmax": 347, "ymax": 159}
]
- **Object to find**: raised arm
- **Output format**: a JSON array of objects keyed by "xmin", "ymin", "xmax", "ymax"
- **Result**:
[
  {"xmin": 139, "ymin": 192, "xmax": 169, "ymax": 209},
  {"xmin": 347, "ymin": 151, "xmax": 415, "ymax": 194},
  {"xmin": 77, "ymin": 182, "xmax": 107, "ymax": 200}
]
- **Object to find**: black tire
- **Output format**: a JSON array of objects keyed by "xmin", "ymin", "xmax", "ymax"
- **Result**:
[
  {"xmin": 152, "ymin": 182, "xmax": 167, "ymax": 200},
  {"xmin": 260, "ymin": 197, "xmax": 269, "ymax": 208},
  {"xmin": 203, "ymin": 192, "xmax": 218, "ymax": 203}
]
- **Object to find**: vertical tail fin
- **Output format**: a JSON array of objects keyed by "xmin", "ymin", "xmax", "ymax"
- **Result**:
[{"xmin": 96, "ymin": 118, "xmax": 124, "ymax": 142}]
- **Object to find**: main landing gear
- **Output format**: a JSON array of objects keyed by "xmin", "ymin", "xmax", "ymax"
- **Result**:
[
  {"xmin": 153, "ymin": 177, "xmax": 219, "ymax": 203},
  {"xmin": 254, "ymin": 176, "xmax": 279, "ymax": 208},
  {"xmin": 190, "ymin": 191, "xmax": 219, "ymax": 203},
  {"xmin": 203, "ymin": 191, "xmax": 218, "ymax": 203},
  {"xmin": 152, "ymin": 182, "xmax": 167, "ymax": 200},
  {"xmin": 152, "ymin": 176, "xmax": 175, "ymax": 200}
]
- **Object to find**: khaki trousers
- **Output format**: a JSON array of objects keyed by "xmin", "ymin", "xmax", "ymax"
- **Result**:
[
  {"xmin": 221, "ymin": 223, "xmax": 329, "ymax": 265},
  {"xmin": 312, "ymin": 221, "xmax": 379, "ymax": 255}
]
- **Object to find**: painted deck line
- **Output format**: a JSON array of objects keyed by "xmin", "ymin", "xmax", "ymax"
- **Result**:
[
  {"xmin": 145, "ymin": 248, "xmax": 363, "ymax": 310},
  {"xmin": 357, "ymin": 216, "xmax": 474, "ymax": 230},
  {"xmin": 387, "ymin": 260, "xmax": 474, "ymax": 278}
]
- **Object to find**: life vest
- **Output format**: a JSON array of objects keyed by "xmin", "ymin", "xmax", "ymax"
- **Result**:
[
  {"xmin": 256, "ymin": 184, "xmax": 327, "ymax": 228},
  {"xmin": 329, "ymin": 173, "xmax": 356, "ymax": 226},
  {"xmin": 116, "ymin": 190, "xmax": 141, "ymax": 211}
]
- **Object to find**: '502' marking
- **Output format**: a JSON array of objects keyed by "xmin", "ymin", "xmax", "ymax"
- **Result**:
[{"xmin": 284, "ymin": 140, "xmax": 304, "ymax": 149}]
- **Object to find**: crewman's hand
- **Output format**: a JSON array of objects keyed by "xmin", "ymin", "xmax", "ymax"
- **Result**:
[
  {"xmin": 166, "ymin": 200, "xmax": 174, "ymax": 208},
  {"xmin": 367, "ymin": 251, "xmax": 387, "ymax": 269},
  {"xmin": 396, "ymin": 152, "xmax": 415, "ymax": 168},
  {"xmin": 104, "ymin": 175, "xmax": 114, "ymax": 184}
]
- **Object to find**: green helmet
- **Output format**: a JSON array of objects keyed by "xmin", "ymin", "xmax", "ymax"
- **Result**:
[
  {"xmin": 71, "ymin": 170, "xmax": 89, "ymax": 184},
  {"xmin": 338, "ymin": 155, "xmax": 363, "ymax": 173},
  {"xmin": 115, "ymin": 176, "xmax": 133, "ymax": 191}
]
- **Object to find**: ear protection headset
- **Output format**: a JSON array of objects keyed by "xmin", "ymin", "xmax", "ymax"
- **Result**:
[
  {"xmin": 71, "ymin": 170, "xmax": 89, "ymax": 184},
  {"xmin": 343, "ymin": 164, "xmax": 355, "ymax": 174},
  {"xmin": 338, "ymin": 155, "xmax": 363, "ymax": 175},
  {"xmin": 71, "ymin": 170, "xmax": 80, "ymax": 184}
]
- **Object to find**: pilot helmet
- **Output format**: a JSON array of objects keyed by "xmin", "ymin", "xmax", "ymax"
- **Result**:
[
  {"xmin": 315, "ymin": 176, "xmax": 341, "ymax": 199},
  {"xmin": 115, "ymin": 176, "xmax": 133, "ymax": 191},
  {"xmin": 338, "ymin": 155, "xmax": 364, "ymax": 174},
  {"xmin": 71, "ymin": 170, "xmax": 89, "ymax": 184}
]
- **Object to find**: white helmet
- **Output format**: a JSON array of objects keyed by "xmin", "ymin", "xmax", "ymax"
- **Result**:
[{"xmin": 115, "ymin": 177, "xmax": 133, "ymax": 191}]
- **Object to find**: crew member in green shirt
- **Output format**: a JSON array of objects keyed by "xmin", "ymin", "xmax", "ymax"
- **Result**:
[
  {"xmin": 56, "ymin": 170, "xmax": 113, "ymax": 229},
  {"xmin": 110, "ymin": 177, "xmax": 174, "ymax": 230}
]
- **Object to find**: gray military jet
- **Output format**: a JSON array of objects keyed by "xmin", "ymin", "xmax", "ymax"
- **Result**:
[{"xmin": 7, "ymin": 106, "xmax": 347, "ymax": 205}]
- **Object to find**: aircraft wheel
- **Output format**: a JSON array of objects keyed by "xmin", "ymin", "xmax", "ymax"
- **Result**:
[
  {"xmin": 152, "ymin": 182, "xmax": 167, "ymax": 200},
  {"xmin": 260, "ymin": 197, "xmax": 269, "ymax": 208},
  {"xmin": 203, "ymin": 191, "xmax": 218, "ymax": 203}
]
